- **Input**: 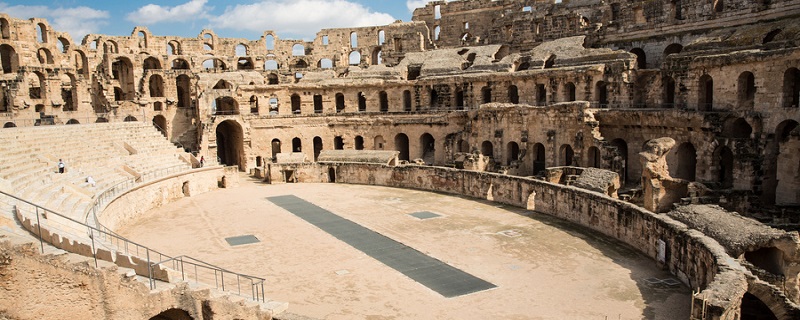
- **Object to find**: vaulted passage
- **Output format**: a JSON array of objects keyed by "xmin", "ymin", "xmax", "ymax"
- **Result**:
[
  {"xmin": 267, "ymin": 195, "xmax": 496, "ymax": 298},
  {"xmin": 216, "ymin": 120, "xmax": 244, "ymax": 170}
]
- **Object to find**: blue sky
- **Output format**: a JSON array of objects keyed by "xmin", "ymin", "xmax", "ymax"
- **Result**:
[{"xmin": 0, "ymin": 0, "xmax": 433, "ymax": 42}]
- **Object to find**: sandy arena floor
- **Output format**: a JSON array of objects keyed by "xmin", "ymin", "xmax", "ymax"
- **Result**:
[{"xmin": 117, "ymin": 178, "xmax": 691, "ymax": 320}]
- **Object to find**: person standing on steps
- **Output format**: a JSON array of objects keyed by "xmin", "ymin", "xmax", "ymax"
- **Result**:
[
  {"xmin": 200, "ymin": 156, "xmax": 205, "ymax": 167},
  {"xmin": 57, "ymin": 159, "xmax": 65, "ymax": 173}
]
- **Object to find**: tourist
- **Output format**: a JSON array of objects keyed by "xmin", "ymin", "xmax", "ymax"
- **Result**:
[
  {"xmin": 57, "ymin": 159, "xmax": 65, "ymax": 173},
  {"xmin": 86, "ymin": 176, "xmax": 96, "ymax": 187},
  {"xmin": 200, "ymin": 156, "xmax": 205, "ymax": 167}
]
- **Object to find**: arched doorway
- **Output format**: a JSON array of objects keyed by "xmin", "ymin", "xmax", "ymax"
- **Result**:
[
  {"xmin": 587, "ymin": 146, "xmax": 600, "ymax": 168},
  {"xmin": 559, "ymin": 144, "xmax": 574, "ymax": 166},
  {"xmin": 532, "ymin": 143, "xmax": 546, "ymax": 175},
  {"xmin": 215, "ymin": 120, "xmax": 245, "ymax": 170},
  {"xmin": 740, "ymin": 292, "xmax": 778, "ymax": 320},
  {"xmin": 395, "ymin": 133, "xmax": 409, "ymax": 161},
  {"xmin": 420, "ymin": 133, "xmax": 435, "ymax": 164},
  {"xmin": 698, "ymin": 74, "xmax": 713, "ymax": 111},
  {"xmin": 481, "ymin": 141, "xmax": 494, "ymax": 158},
  {"xmin": 354, "ymin": 136, "xmax": 364, "ymax": 150},
  {"xmin": 149, "ymin": 308, "xmax": 193, "ymax": 320},
  {"xmin": 313, "ymin": 136, "xmax": 323, "ymax": 161},
  {"xmin": 506, "ymin": 141, "xmax": 519, "ymax": 165},
  {"xmin": 66, "ymin": 119, "xmax": 80, "ymax": 125},
  {"xmin": 610, "ymin": 139, "xmax": 628, "ymax": 184},
  {"xmin": 3, "ymin": 122, "xmax": 16, "ymax": 128},
  {"xmin": 292, "ymin": 137, "xmax": 302, "ymax": 152},
  {"xmin": 271, "ymin": 139, "xmax": 281, "ymax": 161},
  {"xmin": 770, "ymin": 120, "xmax": 800, "ymax": 204},
  {"xmin": 124, "ymin": 115, "xmax": 138, "ymax": 122},
  {"xmin": 713, "ymin": 146, "xmax": 734, "ymax": 188},
  {"xmin": 669, "ymin": 142, "xmax": 696, "ymax": 181},
  {"xmin": 374, "ymin": 135, "xmax": 385, "ymax": 150},
  {"xmin": 152, "ymin": 115, "xmax": 167, "ymax": 137}
]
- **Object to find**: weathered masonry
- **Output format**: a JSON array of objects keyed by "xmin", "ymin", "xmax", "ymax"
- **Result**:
[{"xmin": 1, "ymin": 0, "xmax": 800, "ymax": 319}]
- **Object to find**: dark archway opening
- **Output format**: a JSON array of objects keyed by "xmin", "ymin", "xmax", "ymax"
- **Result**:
[
  {"xmin": 508, "ymin": 85, "xmax": 519, "ymax": 104},
  {"xmin": 379, "ymin": 91, "xmax": 388, "ymax": 112},
  {"xmin": 783, "ymin": 68, "xmax": 800, "ymax": 108},
  {"xmin": 292, "ymin": 137, "xmax": 302, "ymax": 152},
  {"xmin": 354, "ymin": 136, "xmax": 364, "ymax": 150},
  {"xmin": 587, "ymin": 146, "xmax": 600, "ymax": 168},
  {"xmin": 403, "ymin": 90, "xmax": 412, "ymax": 111},
  {"xmin": 481, "ymin": 141, "xmax": 494, "ymax": 158},
  {"xmin": 610, "ymin": 139, "xmax": 628, "ymax": 184},
  {"xmin": 738, "ymin": 72, "xmax": 755, "ymax": 109},
  {"xmin": 699, "ymin": 74, "xmax": 713, "ymax": 111},
  {"xmin": 533, "ymin": 143, "xmax": 546, "ymax": 175},
  {"xmin": 420, "ymin": 133, "xmax": 435, "ymax": 164},
  {"xmin": 149, "ymin": 308, "xmax": 193, "ymax": 320},
  {"xmin": 560, "ymin": 144, "xmax": 574, "ymax": 166},
  {"xmin": 313, "ymin": 136, "xmax": 323, "ymax": 161},
  {"xmin": 740, "ymin": 292, "xmax": 778, "ymax": 320},
  {"xmin": 334, "ymin": 136, "xmax": 344, "ymax": 150},
  {"xmin": 506, "ymin": 141, "xmax": 519, "ymax": 165},
  {"xmin": 335, "ymin": 93, "xmax": 345, "ymax": 113},
  {"xmin": 630, "ymin": 48, "xmax": 646, "ymax": 69},
  {"xmin": 672, "ymin": 142, "xmax": 697, "ymax": 181},
  {"xmin": 152, "ymin": 115, "xmax": 167, "ymax": 137},
  {"xmin": 216, "ymin": 120, "xmax": 244, "ymax": 170},
  {"xmin": 395, "ymin": 133, "xmax": 410, "ymax": 161},
  {"xmin": 481, "ymin": 86, "xmax": 492, "ymax": 104},
  {"xmin": 745, "ymin": 247, "xmax": 784, "ymax": 276},
  {"xmin": 714, "ymin": 146, "xmax": 734, "ymax": 188},
  {"xmin": 271, "ymin": 139, "xmax": 281, "ymax": 162}
]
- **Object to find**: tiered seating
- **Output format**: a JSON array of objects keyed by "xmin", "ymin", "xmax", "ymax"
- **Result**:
[{"xmin": 0, "ymin": 122, "xmax": 193, "ymax": 223}]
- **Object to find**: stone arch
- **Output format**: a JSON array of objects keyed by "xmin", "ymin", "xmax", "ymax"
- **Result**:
[
  {"xmin": 740, "ymin": 292, "xmax": 779, "ymax": 320},
  {"xmin": 358, "ymin": 92, "xmax": 367, "ymax": 112},
  {"xmin": 143, "ymin": 56, "xmax": 161, "ymax": 70},
  {"xmin": 737, "ymin": 71, "xmax": 756, "ymax": 109},
  {"xmin": 506, "ymin": 141, "xmax": 520, "ymax": 165},
  {"xmin": 763, "ymin": 29, "xmax": 781, "ymax": 44},
  {"xmin": 292, "ymin": 44, "xmax": 305, "ymax": 56},
  {"xmin": 202, "ymin": 58, "xmax": 226, "ymax": 70},
  {"xmin": 350, "ymin": 32, "xmax": 358, "ymax": 48},
  {"xmin": 124, "ymin": 115, "xmax": 138, "ymax": 122},
  {"xmin": 508, "ymin": 85, "xmax": 519, "ymax": 104},
  {"xmin": 36, "ymin": 48, "xmax": 53, "ymax": 64},
  {"xmin": 313, "ymin": 136, "xmax": 323, "ymax": 161},
  {"xmin": 349, "ymin": 51, "xmax": 361, "ymax": 65},
  {"xmin": 481, "ymin": 141, "xmax": 494, "ymax": 158},
  {"xmin": 3, "ymin": 122, "xmax": 15, "ymax": 128},
  {"xmin": 216, "ymin": 120, "xmax": 245, "ymax": 170},
  {"xmin": 291, "ymin": 94, "xmax": 301, "ymax": 114},
  {"xmin": 668, "ymin": 142, "xmax": 697, "ymax": 181},
  {"xmin": 334, "ymin": 136, "xmax": 344, "ymax": 149},
  {"xmin": 587, "ymin": 146, "xmax": 601, "ymax": 168},
  {"xmin": 271, "ymin": 138, "xmax": 281, "ymax": 160},
  {"xmin": 403, "ymin": 90, "xmax": 412, "ymax": 111},
  {"xmin": 664, "ymin": 76, "xmax": 676, "ymax": 107},
  {"xmin": 57, "ymin": 37, "xmax": 70, "ymax": 53},
  {"xmin": 371, "ymin": 48, "xmax": 382, "ymax": 65},
  {"xmin": 563, "ymin": 82, "xmax": 576, "ymax": 102},
  {"xmin": 354, "ymin": 136, "xmax": 364, "ymax": 150},
  {"xmin": 167, "ymin": 40, "xmax": 180, "ymax": 55},
  {"xmin": 319, "ymin": 58, "xmax": 333, "ymax": 69},
  {"xmin": 698, "ymin": 74, "xmax": 713, "ymax": 111},
  {"xmin": 214, "ymin": 96, "xmax": 238, "ymax": 115},
  {"xmin": 420, "ymin": 133, "xmax": 435, "ymax": 164},
  {"xmin": 176, "ymin": 75, "xmax": 191, "ymax": 108},
  {"xmin": 481, "ymin": 86, "xmax": 492, "ymax": 103},
  {"xmin": 213, "ymin": 80, "xmax": 232, "ymax": 90},
  {"xmin": 96, "ymin": 117, "xmax": 108, "ymax": 123},
  {"xmin": 630, "ymin": 48, "xmax": 646, "ymax": 69},
  {"xmin": 0, "ymin": 44, "xmax": 18, "ymax": 73},
  {"xmin": 713, "ymin": 145, "xmax": 734, "ymax": 188},
  {"xmin": 112, "ymin": 57, "xmax": 135, "ymax": 100},
  {"xmin": 722, "ymin": 117, "xmax": 752, "ymax": 139},
  {"xmin": 149, "ymin": 74, "xmax": 164, "ymax": 97},
  {"xmin": 61, "ymin": 73, "xmax": 77, "ymax": 111},
  {"xmin": 264, "ymin": 59, "xmax": 278, "ymax": 70},
  {"xmin": 234, "ymin": 43, "xmax": 247, "ymax": 56},
  {"xmin": 595, "ymin": 81, "xmax": 609, "ymax": 106},
  {"xmin": 379, "ymin": 91, "xmax": 388, "ymax": 112},
  {"xmin": 559, "ymin": 144, "xmax": 574, "ymax": 166},
  {"xmin": 395, "ymin": 133, "xmax": 410, "ymax": 161},
  {"xmin": 36, "ymin": 23, "xmax": 47, "ymax": 43},
  {"xmin": 532, "ymin": 143, "xmax": 546, "ymax": 175},
  {"xmin": 171, "ymin": 58, "xmax": 190, "ymax": 69},
  {"xmin": 267, "ymin": 73, "xmax": 279, "ymax": 85},
  {"xmin": 610, "ymin": 138, "xmax": 628, "ymax": 184},
  {"xmin": 237, "ymin": 57, "xmax": 253, "ymax": 70},
  {"xmin": 783, "ymin": 67, "xmax": 800, "ymax": 108},
  {"xmin": 73, "ymin": 50, "xmax": 88, "ymax": 75},
  {"xmin": 149, "ymin": 308, "xmax": 193, "ymax": 320},
  {"xmin": 292, "ymin": 137, "xmax": 302, "ymax": 152},
  {"xmin": 264, "ymin": 34, "xmax": 275, "ymax": 51},
  {"xmin": 28, "ymin": 72, "xmax": 46, "ymax": 100},
  {"xmin": 152, "ymin": 115, "xmax": 167, "ymax": 137},
  {"xmin": 249, "ymin": 95, "xmax": 259, "ymax": 114},
  {"xmin": 663, "ymin": 43, "xmax": 683, "ymax": 58},
  {"xmin": 335, "ymin": 93, "xmax": 345, "ymax": 112},
  {"xmin": 0, "ymin": 18, "xmax": 8, "ymax": 39},
  {"xmin": 65, "ymin": 119, "xmax": 79, "ymax": 125}
]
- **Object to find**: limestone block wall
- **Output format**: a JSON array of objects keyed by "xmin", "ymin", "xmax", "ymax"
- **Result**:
[
  {"xmin": 328, "ymin": 163, "xmax": 784, "ymax": 319},
  {"xmin": 0, "ymin": 241, "xmax": 274, "ymax": 320}
]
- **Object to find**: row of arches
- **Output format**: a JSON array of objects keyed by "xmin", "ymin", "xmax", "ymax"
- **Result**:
[{"xmin": 663, "ymin": 68, "xmax": 800, "ymax": 110}]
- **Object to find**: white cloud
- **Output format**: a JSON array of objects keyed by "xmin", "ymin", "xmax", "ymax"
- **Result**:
[
  {"xmin": 406, "ymin": 0, "xmax": 431, "ymax": 12},
  {"xmin": 0, "ymin": 3, "xmax": 109, "ymax": 42},
  {"xmin": 126, "ymin": 0, "xmax": 212, "ymax": 25},
  {"xmin": 209, "ymin": 0, "xmax": 396, "ymax": 39}
]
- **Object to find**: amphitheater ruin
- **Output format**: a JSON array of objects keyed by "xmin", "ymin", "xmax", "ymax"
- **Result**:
[{"xmin": 2, "ymin": 0, "xmax": 800, "ymax": 318}]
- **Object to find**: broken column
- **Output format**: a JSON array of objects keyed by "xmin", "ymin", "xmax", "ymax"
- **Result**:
[{"xmin": 639, "ymin": 137, "xmax": 688, "ymax": 213}]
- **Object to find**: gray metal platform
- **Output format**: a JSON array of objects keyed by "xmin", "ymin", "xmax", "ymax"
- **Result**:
[
  {"xmin": 225, "ymin": 234, "xmax": 260, "ymax": 246},
  {"xmin": 267, "ymin": 195, "xmax": 496, "ymax": 298}
]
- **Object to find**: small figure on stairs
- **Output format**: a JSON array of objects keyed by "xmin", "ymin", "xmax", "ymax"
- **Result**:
[
  {"xmin": 86, "ymin": 176, "xmax": 96, "ymax": 187},
  {"xmin": 57, "ymin": 159, "xmax": 65, "ymax": 173},
  {"xmin": 200, "ymin": 156, "xmax": 205, "ymax": 167}
]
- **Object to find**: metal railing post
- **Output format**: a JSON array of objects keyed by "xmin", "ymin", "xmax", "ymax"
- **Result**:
[
  {"xmin": 89, "ymin": 227, "xmax": 98, "ymax": 268},
  {"xmin": 148, "ymin": 249, "xmax": 154, "ymax": 290}
]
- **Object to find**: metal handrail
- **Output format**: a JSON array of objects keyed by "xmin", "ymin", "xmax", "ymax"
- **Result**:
[
  {"xmin": 0, "ymin": 179, "xmax": 266, "ymax": 302},
  {"xmin": 151, "ymin": 255, "xmax": 265, "ymax": 302}
]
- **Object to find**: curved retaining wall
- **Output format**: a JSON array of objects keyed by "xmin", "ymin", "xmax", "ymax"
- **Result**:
[{"xmin": 331, "ymin": 163, "xmax": 748, "ymax": 319}]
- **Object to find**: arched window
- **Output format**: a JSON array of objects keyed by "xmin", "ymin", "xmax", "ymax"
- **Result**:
[
  {"xmin": 378, "ymin": 30, "xmax": 385, "ymax": 45},
  {"xmin": 564, "ymin": 82, "xmax": 576, "ymax": 102},
  {"xmin": 265, "ymin": 34, "xmax": 275, "ymax": 51},
  {"xmin": 250, "ymin": 95, "xmax": 259, "ymax": 114},
  {"xmin": 349, "ymin": 51, "xmax": 361, "ymax": 65},
  {"xmin": 506, "ymin": 142, "xmax": 519, "ymax": 165},
  {"xmin": 57, "ymin": 37, "xmax": 70, "ymax": 53},
  {"xmin": 36, "ymin": 23, "xmax": 47, "ymax": 43},
  {"xmin": 737, "ymin": 72, "xmax": 755, "ymax": 109},
  {"xmin": 335, "ymin": 93, "xmax": 345, "ymax": 112},
  {"xmin": 235, "ymin": 44, "xmax": 247, "ymax": 56},
  {"xmin": 403, "ymin": 90, "xmax": 412, "ymax": 111},
  {"xmin": 508, "ymin": 85, "xmax": 519, "ymax": 104},
  {"xmin": 663, "ymin": 43, "xmax": 683, "ymax": 58},
  {"xmin": 313, "ymin": 94, "xmax": 323, "ymax": 113},
  {"xmin": 630, "ymin": 48, "xmax": 646, "ymax": 69},
  {"xmin": 482, "ymin": 86, "xmax": 492, "ymax": 103},
  {"xmin": 379, "ymin": 91, "xmax": 388, "ymax": 112},
  {"xmin": 783, "ymin": 68, "xmax": 800, "ymax": 108},
  {"xmin": 434, "ymin": 26, "xmax": 441, "ymax": 41},
  {"xmin": 358, "ymin": 92, "xmax": 367, "ymax": 112},
  {"xmin": 559, "ymin": 144, "xmax": 574, "ymax": 166},
  {"xmin": 664, "ymin": 76, "xmax": 676, "ymax": 107},
  {"xmin": 595, "ymin": 81, "xmax": 609, "ymax": 106},
  {"xmin": 291, "ymin": 94, "xmax": 301, "ymax": 114},
  {"xmin": 292, "ymin": 44, "xmax": 305, "ymax": 56},
  {"xmin": 143, "ymin": 56, "xmax": 161, "ymax": 70},
  {"xmin": 698, "ymin": 74, "xmax": 714, "ymax": 111},
  {"xmin": 481, "ymin": 141, "xmax": 494, "ymax": 157},
  {"xmin": 149, "ymin": 75, "xmax": 164, "ymax": 97},
  {"xmin": 350, "ymin": 32, "xmax": 358, "ymax": 48},
  {"xmin": 319, "ymin": 58, "xmax": 333, "ymax": 69},
  {"xmin": 264, "ymin": 59, "xmax": 278, "ymax": 70},
  {"xmin": 0, "ymin": 44, "xmax": 17, "ymax": 73}
]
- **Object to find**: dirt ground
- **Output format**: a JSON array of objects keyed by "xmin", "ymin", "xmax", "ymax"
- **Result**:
[{"xmin": 117, "ymin": 178, "xmax": 691, "ymax": 320}]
